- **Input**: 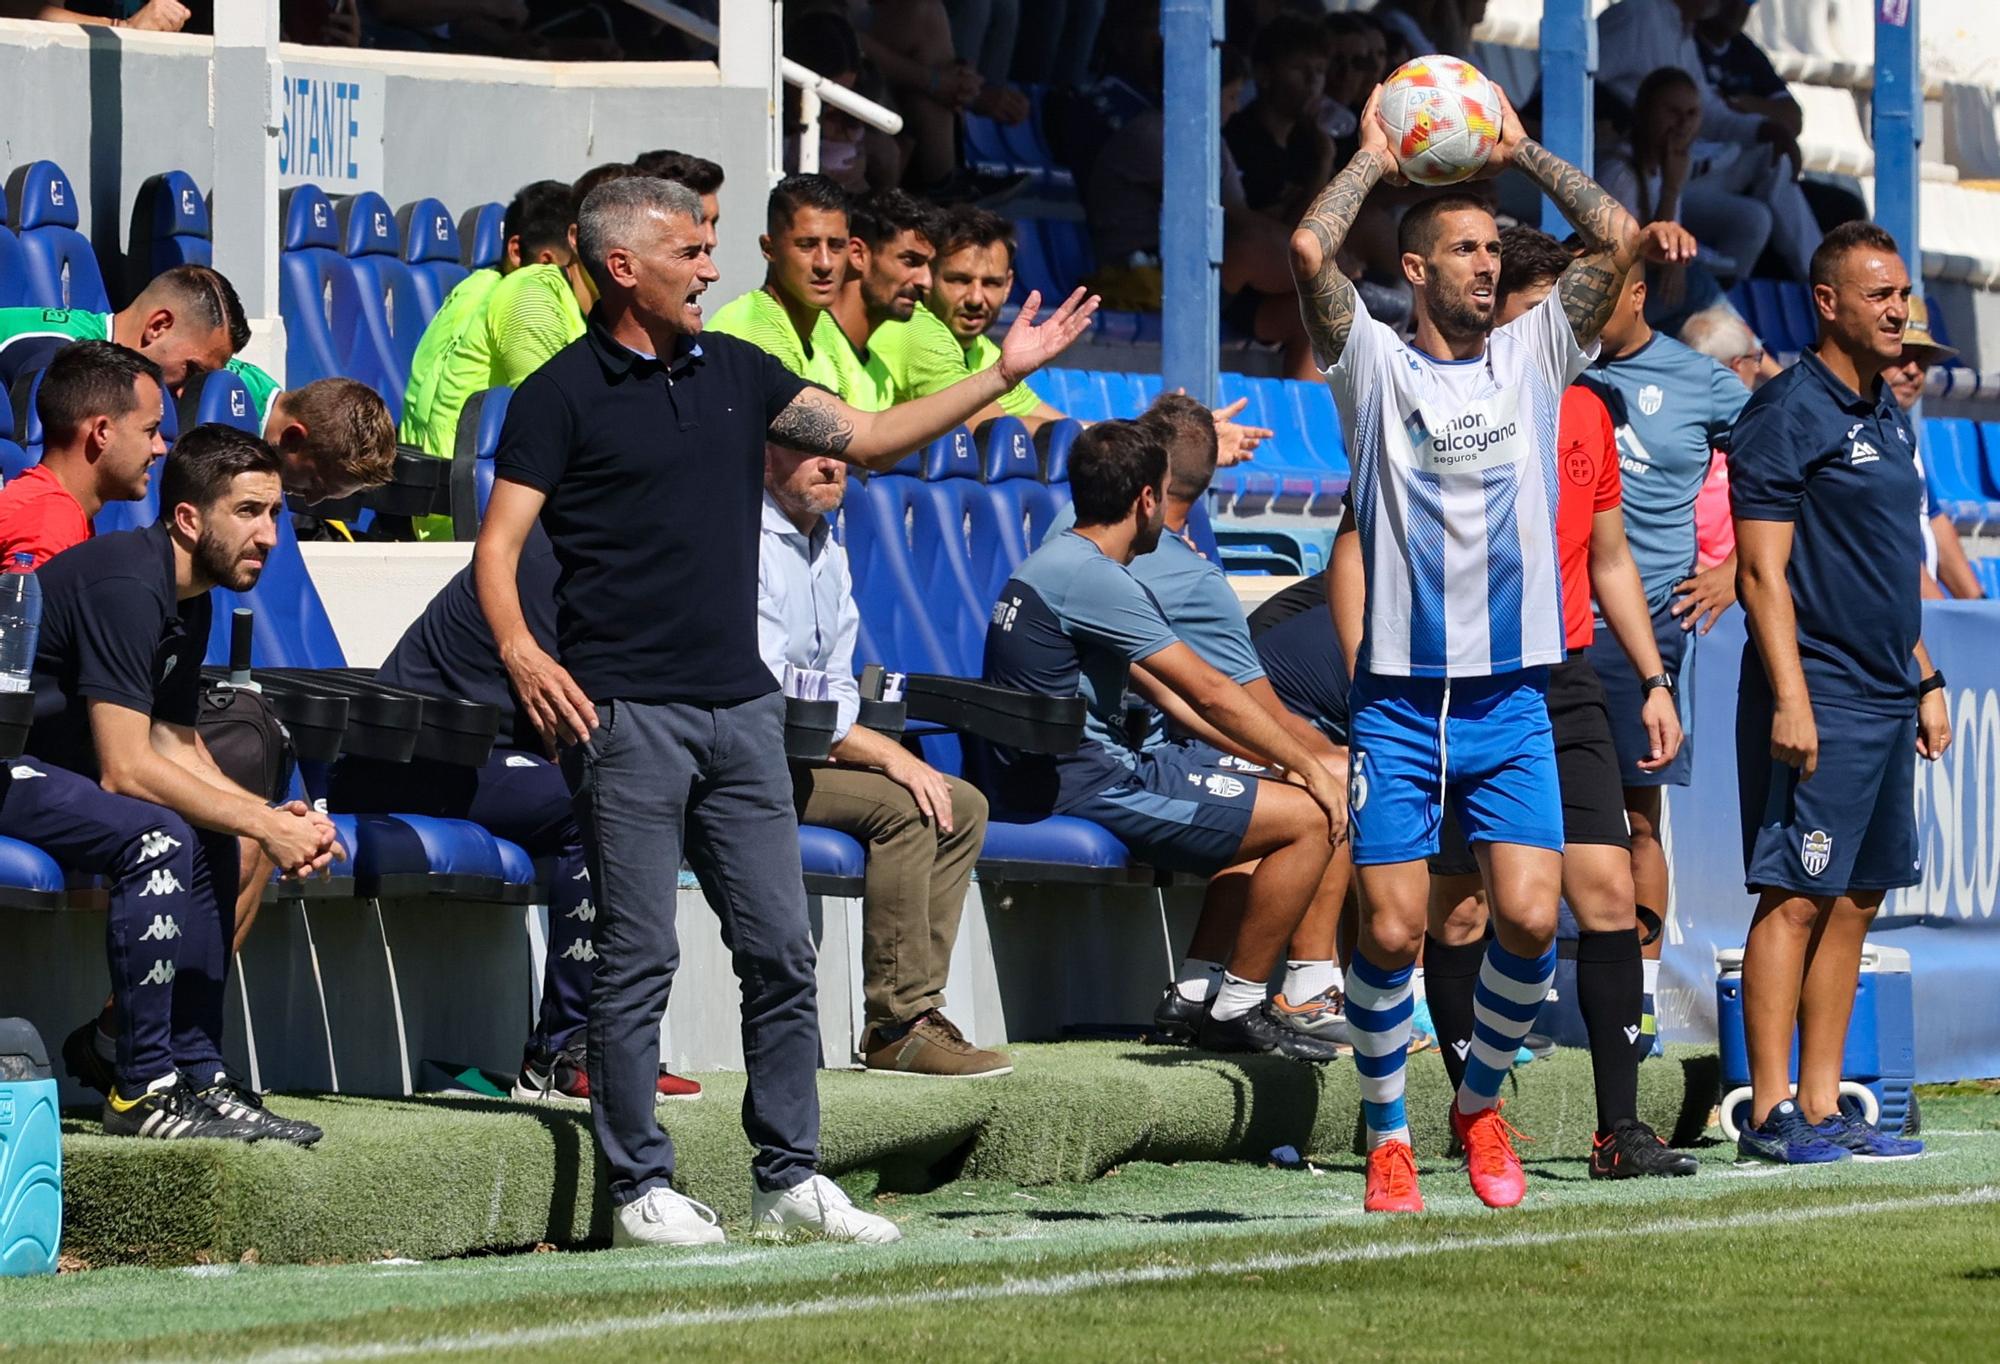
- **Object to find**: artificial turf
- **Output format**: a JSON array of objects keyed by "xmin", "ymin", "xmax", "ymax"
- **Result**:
[
  {"xmin": 50, "ymin": 1042, "xmax": 1715, "ymax": 1267},
  {"xmin": 3, "ymin": 1086, "xmax": 1995, "ymax": 1364}
]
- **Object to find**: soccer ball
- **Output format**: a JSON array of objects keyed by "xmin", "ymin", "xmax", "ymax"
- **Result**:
[{"xmin": 1379, "ymin": 55, "xmax": 1502, "ymax": 187}]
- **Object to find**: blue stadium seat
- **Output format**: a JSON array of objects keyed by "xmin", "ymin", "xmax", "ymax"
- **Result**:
[
  {"xmin": 1976, "ymin": 557, "xmax": 2000, "ymax": 598},
  {"xmin": 922, "ymin": 426, "xmax": 980, "ymax": 481},
  {"xmin": 182, "ymin": 367, "xmax": 260, "ymax": 435},
  {"xmin": 980, "ymin": 416, "xmax": 1038, "ymax": 483},
  {"xmin": 4, "ymin": 161, "xmax": 110, "ymax": 312},
  {"xmin": 1747, "ymin": 279, "xmax": 1798, "ymax": 354},
  {"xmin": 396, "ymin": 197, "xmax": 468, "ymax": 319},
  {"xmin": 130, "ymin": 171, "xmax": 212, "ymax": 286},
  {"xmin": 1924, "ymin": 418, "xmax": 2000, "ymax": 525},
  {"xmin": 0, "ymin": 835, "xmax": 66, "ymax": 911},
  {"xmin": 278, "ymin": 185, "xmax": 354, "ymax": 389},
  {"xmin": 1978, "ymin": 422, "xmax": 2000, "ymax": 504},
  {"xmin": 459, "ymin": 202, "xmax": 505, "ymax": 271},
  {"xmin": 1010, "ymin": 220, "xmax": 1063, "ymax": 305},
  {"xmin": 1040, "ymin": 219, "xmax": 1094, "ymax": 297},
  {"xmin": 335, "ymin": 190, "xmax": 420, "ymax": 411},
  {"xmin": 453, "ymin": 386, "xmax": 511, "ymax": 529},
  {"xmin": 1043, "ymin": 369, "xmax": 1109, "ymax": 422},
  {"xmin": 0, "ymin": 181, "xmax": 30, "ymax": 309},
  {"xmin": 1005, "ymin": 89, "xmax": 1075, "ymax": 193},
  {"xmin": 797, "ymin": 824, "xmax": 866, "ymax": 892},
  {"xmin": 961, "ymin": 113, "xmax": 1015, "ymax": 179},
  {"xmin": 838, "ymin": 475, "xmax": 960, "ymax": 677},
  {"xmin": 0, "ymin": 442, "xmax": 27, "ymax": 483}
]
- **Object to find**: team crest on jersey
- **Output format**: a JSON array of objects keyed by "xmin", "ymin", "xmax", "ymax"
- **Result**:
[
  {"xmin": 1801, "ymin": 829, "xmax": 1833, "ymax": 877},
  {"xmin": 1204, "ymin": 774, "xmax": 1245, "ymax": 799},
  {"xmin": 1637, "ymin": 384, "xmax": 1664, "ymax": 416}
]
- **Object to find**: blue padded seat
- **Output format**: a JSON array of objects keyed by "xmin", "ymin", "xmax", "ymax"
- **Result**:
[
  {"xmin": 0, "ymin": 181, "xmax": 28, "ymax": 309},
  {"xmin": 798, "ymin": 824, "xmax": 866, "ymax": 894},
  {"xmin": 922, "ymin": 426, "xmax": 979, "ymax": 481},
  {"xmin": 837, "ymin": 476, "xmax": 959, "ymax": 676},
  {"xmin": 1039, "ymin": 417, "xmax": 1083, "ymax": 482},
  {"xmin": 458, "ymin": 202, "xmax": 505, "ymax": 271},
  {"xmin": 279, "ymin": 185, "xmax": 353, "ymax": 389},
  {"xmin": 980, "ymin": 415, "xmax": 1037, "ymax": 483},
  {"xmin": 451, "ymin": 385, "xmax": 512, "ymax": 532},
  {"xmin": 4, "ymin": 161, "xmax": 110, "ymax": 313},
  {"xmin": 0, "ymin": 442, "xmax": 28, "ymax": 482},
  {"xmin": 347, "ymin": 812, "xmax": 513, "ymax": 901},
  {"xmin": 0, "ymin": 834, "xmax": 66, "ymax": 911},
  {"xmin": 334, "ymin": 191, "xmax": 419, "ymax": 411},
  {"xmin": 182, "ymin": 368, "xmax": 259, "ymax": 435},
  {"xmin": 396, "ymin": 197, "xmax": 468, "ymax": 319},
  {"xmin": 978, "ymin": 816, "xmax": 1155, "ymax": 884},
  {"xmin": 130, "ymin": 171, "xmax": 212, "ymax": 285}
]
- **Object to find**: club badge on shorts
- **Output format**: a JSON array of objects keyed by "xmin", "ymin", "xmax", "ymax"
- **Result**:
[{"xmin": 1801, "ymin": 829, "xmax": 1833, "ymax": 877}]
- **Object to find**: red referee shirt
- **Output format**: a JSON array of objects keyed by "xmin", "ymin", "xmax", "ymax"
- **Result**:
[
  {"xmin": 1554, "ymin": 382, "xmax": 1622, "ymax": 651},
  {"xmin": 0, "ymin": 465, "xmax": 91, "ymax": 568}
]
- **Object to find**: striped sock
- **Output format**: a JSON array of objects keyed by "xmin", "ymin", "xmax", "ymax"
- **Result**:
[
  {"xmin": 1346, "ymin": 950, "xmax": 1415, "ymax": 1149},
  {"xmin": 1459, "ymin": 938, "xmax": 1557, "ymax": 1115}
]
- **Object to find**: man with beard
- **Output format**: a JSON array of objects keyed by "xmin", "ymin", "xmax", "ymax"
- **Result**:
[
  {"xmin": 758, "ymin": 441, "xmax": 1004, "ymax": 1077},
  {"xmin": 824, "ymin": 190, "xmax": 939, "ymax": 413},
  {"xmin": 707, "ymin": 174, "xmax": 854, "ymax": 395},
  {"xmin": 0, "ymin": 426, "xmax": 338, "ymax": 1144},
  {"xmin": 980, "ymin": 421, "xmax": 1346, "ymax": 1057},
  {"xmin": 1290, "ymin": 84, "xmax": 1640, "ymax": 1212}
]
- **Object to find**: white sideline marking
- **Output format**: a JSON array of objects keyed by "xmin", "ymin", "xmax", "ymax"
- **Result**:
[{"xmin": 176, "ymin": 1186, "xmax": 2000, "ymax": 1364}]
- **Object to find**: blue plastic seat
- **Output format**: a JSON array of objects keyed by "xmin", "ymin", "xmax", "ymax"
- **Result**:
[
  {"xmin": 335, "ymin": 190, "xmax": 420, "ymax": 412},
  {"xmin": 130, "ymin": 171, "xmax": 212, "ymax": 284},
  {"xmin": 4, "ymin": 161, "xmax": 110, "ymax": 312},
  {"xmin": 1747, "ymin": 279, "xmax": 1797, "ymax": 354},
  {"xmin": 1040, "ymin": 219, "xmax": 1094, "ymax": 295},
  {"xmin": 838, "ymin": 475, "xmax": 960, "ymax": 676},
  {"xmin": 1040, "ymin": 417, "xmax": 1083, "ymax": 482},
  {"xmin": 1924, "ymin": 418, "xmax": 2000, "ymax": 526},
  {"xmin": 1009, "ymin": 220, "xmax": 1064, "ymax": 305},
  {"xmin": 980, "ymin": 416, "xmax": 1038, "ymax": 484},
  {"xmin": 0, "ymin": 834, "xmax": 66, "ymax": 911},
  {"xmin": 456, "ymin": 385, "xmax": 512, "ymax": 526},
  {"xmin": 961, "ymin": 113, "xmax": 1015, "ymax": 178},
  {"xmin": 459, "ymin": 202, "xmax": 505, "ymax": 271},
  {"xmin": 1043, "ymin": 370, "xmax": 1109, "ymax": 423},
  {"xmin": 182, "ymin": 368, "xmax": 259, "ymax": 435},
  {"xmin": 278, "ymin": 185, "xmax": 355, "ymax": 390},
  {"xmin": 396, "ymin": 197, "xmax": 469, "ymax": 320},
  {"xmin": 0, "ymin": 181, "xmax": 29, "ymax": 309},
  {"xmin": 798, "ymin": 824, "xmax": 866, "ymax": 894}
]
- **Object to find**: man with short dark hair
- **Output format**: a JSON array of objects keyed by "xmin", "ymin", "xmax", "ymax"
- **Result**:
[
  {"xmin": 707, "ymin": 173, "xmax": 854, "ymax": 392},
  {"xmin": 825, "ymin": 190, "xmax": 940, "ymax": 412},
  {"xmin": 0, "ymin": 426, "xmax": 337, "ymax": 1144},
  {"xmin": 634, "ymin": 149, "xmax": 725, "ymax": 227},
  {"xmin": 1224, "ymin": 13, "xmax": 1335, "ymax": 223},
  {"xmin": 984, "ymin": 420, "xmax": 1346, "ymax": 1060},
  {"xmin": 0, "ymin": 264, "xmax": 260, "ymax": 398},
  {"xmin": 0, "ymin": 342, "xmax": 166, "ymax": 566},
  {"xmin": 476, "ymin": 175, "xmax": 1096, "ymax": 1247},
  {"xmin": 1730, "ymin": 221, "xmax": 1946, "ymax": 1165}
]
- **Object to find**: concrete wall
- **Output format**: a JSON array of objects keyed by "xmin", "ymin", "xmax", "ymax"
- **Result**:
[{"xmin": 0, "ymin": 20, "xmax": 771, "ymax": 312}]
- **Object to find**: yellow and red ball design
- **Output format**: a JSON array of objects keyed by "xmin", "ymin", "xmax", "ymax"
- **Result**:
[{"xmin": 1380, "ymin": 55, "xmax": 1501, "ymax": 187}]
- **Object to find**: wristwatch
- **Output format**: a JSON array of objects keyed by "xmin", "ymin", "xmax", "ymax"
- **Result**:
[
  {"xmin": 1641, "ymin": 672, "xmax": 1677, "ymax": 698},
  {"xmin": 1918, "ymin": 670, "xmax": 1947, "ymax": 697}
]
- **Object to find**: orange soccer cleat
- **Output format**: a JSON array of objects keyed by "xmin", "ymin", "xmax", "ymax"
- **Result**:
[
  {"xmin": 1363, "ymin": 1139, "xmax": 1425, "ymax": 1214},
  {"xmin": 1452, "ymin": 1102, "xmax": 1529, "ymax": 1208}
]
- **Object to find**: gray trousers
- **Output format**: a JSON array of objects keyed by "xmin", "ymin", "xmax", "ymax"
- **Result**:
[{"xmin": 563, "ymin": 691, "xmax": 820, "ymax": 1204}]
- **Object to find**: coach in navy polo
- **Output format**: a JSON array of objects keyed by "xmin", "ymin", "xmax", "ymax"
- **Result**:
[
  {"xmin": 1729, "ymin": 222, "xmax": 1949, "ymax": 1167},
  {"xmin": 475, "ymin": 176, "xmax": 1095, "ymax": 1248}
]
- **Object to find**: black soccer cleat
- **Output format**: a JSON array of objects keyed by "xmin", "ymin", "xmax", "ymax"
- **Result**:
[
  {"xmin": 101, "ymin": 1075, "xmax": 266, "ymax": 1143},
  {"xmin": 1196, "ymin": 1002, "xmax": 1344, "ymax": 1063},
  {"xmin": 198, "ymin": 1071, "xmax": 325, "ymax": 1147},
  {"xmin": 1590, "ymin": 1118, "xmax": 1698, "ymax": 1179},
  {"xmin": 1148, "ymin": 986, "xmax": 1206, "ymax": 1045},
  {"xmin": 61, "ymin": 1018, "xmax": 117, "ymax": 1096}
]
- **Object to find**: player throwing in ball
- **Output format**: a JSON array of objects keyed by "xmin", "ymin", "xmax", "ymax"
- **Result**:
[{"xmin": 1290, "ymin": 83, "xmax": 1640, "ymax": 1212}]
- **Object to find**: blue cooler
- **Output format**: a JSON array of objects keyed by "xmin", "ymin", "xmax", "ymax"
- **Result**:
[
  {"xmin": 1715, "ymin": 943, "xmax": 1916, "ymax": 1139},
  {"xmin": 0, "ymin": 1018, "xmax": 61, "ymax": 1276}
]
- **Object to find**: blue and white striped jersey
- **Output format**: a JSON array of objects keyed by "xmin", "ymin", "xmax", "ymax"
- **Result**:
[{"xmin": 1324, "ymin": 288, "xmax": 1593, "ymax": 678}]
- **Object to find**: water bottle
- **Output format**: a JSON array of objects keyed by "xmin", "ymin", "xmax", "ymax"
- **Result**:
[
  {"xmin": 0, "ymin": 1018, "xmax": 61, "ymax": 1276},
  {"xmin": 0, "ymin": 554, "xmax": 42, "ymax": 694}
]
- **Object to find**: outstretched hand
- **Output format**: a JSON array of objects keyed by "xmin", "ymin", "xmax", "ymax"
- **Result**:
[
  {"xmin": 997, "ymin": 287, "xmax": 1101, "ymax": 386},
  {"xmin": 1210, "ymin": 397, "xmax": 1272, "ymax": 466}
]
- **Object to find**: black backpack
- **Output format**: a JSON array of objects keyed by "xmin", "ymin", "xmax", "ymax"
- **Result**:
[{"xmin": 198, "ymin": 682, "xmax": 297, "ymax": 803}]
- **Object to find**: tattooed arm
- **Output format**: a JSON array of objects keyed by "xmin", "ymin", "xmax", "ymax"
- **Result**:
[
  {"xmin": 767, "ymin": 286, "xmax": 1100, "ymax": 471},
  {"xmin": 1290, "ymin": 87, "xmax": 1397, "ymax": 369}
]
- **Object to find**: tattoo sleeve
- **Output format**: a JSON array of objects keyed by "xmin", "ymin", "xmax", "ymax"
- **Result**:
[
  {"xmin": 1512, "ymin": 138, "xmax": 1640, "ymax": 347},
  {"xmin": 1291, "ymin": 152, "xmax": 1385, "ymax": 368},
  {"xmin": 767, "ymin": 387, "xmax": 855, "ymax": 457}
]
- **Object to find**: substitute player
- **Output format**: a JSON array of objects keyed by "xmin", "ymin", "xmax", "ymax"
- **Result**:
[
  {"xmin": 1731, "ymin": 222, "xmax": 1945, "ymax": 1164},
  {"xmin": 1289, "ymin": 83, "xmax": 1640, "ymax": 1211}
]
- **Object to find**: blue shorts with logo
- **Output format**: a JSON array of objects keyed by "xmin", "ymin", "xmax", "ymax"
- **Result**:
[
  {"xmin": 1736, "ymin": 659, "xmax": 1918, "ymax": 895},
  {"xmin": 1585, "ymin": 596, "xmax": 1694, "ymax": 788},
  {"xmin": 1347, "ymin": 668, "xmax": 1563, "ymax": 867},
  {"xmin": 1068, "ymin": 739, "xmax": 1263, "ymax": 877}
]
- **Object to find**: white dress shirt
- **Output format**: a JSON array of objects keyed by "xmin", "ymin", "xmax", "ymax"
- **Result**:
[{"xmin": 757, "ymin": 492, "xmax": 861, "ymax": 742}]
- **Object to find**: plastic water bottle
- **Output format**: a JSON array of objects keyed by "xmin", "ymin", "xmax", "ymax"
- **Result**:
[
  {"xmin": 0, "ymin": 553, "xmax": 42, "ymax": 694},
  {"xmin": 0, "ymin": 1018, "xmax": 61, "ymax": 1276}
]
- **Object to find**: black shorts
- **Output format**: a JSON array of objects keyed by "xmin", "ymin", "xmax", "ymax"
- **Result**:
[{"xmin": 1430, "ymin": 653, "xmax": 1631, "ymax": 877}]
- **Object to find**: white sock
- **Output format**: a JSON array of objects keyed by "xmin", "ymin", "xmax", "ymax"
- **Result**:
[
  {"xmin": 1410, "ymin": 966, "xmax": 1427, "ymax": 1002},
  {"xmin": 1283, "ymin": 959, "xmax": 1338, "ymax": 1002},
  {"xmin": 1175, "ymin": 958, "xmax": 1225, "ymax": 1004},
  {"xmin": 1641, "ymin": 958, "xmax": 1661, "ymax": 995},
  {"xmin": 1208, "ymin": 971, "xmax": 1268, "ymax": 1022}
]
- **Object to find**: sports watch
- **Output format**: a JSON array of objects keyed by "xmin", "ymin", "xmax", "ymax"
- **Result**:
[
  {"xmin": 1641, "ymin": 672, "xmax": 1676, "ymax": 698},
  {"xmin": 1918, "ymin": 670, "xmax": 1947, "ymax": 697}
]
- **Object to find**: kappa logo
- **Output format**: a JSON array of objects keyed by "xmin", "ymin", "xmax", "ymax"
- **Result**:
[
  {"xmin": 991, "ymin": 596, "xmax": 1020, "ymax": 631},
  {"xmin": 139, "ymin": 914, "xmax": 181, "ymax": 942},
  {"xmin": 566, "ymin": 899, "xmax": 596, "ymax": 923},
  {"xmin": 1623, "ymin": 1025, "xmax": 1641, "ymax": 1044},
  {"xmin": 139, "ymin": 829, "xmax": 182, "ymax": 860},
  {"xmin": 140, "ymin": 959, "xmax": 176, "ymax": 986},
  {"xmin": 139, "ymin": 868, "xmax": 185, "ymax": 897},
  {"xmin": 1214, "ymin": 755, "xmax": 1264, "ymax": 774},
  {"xmin": 572, "ymin": 866, "xmax": 591, "ymax": 882},
  {"xmin": 9, "ymin": 765, "xmax": 45, "ymax": 780},
  {"xmin": 1636, "ymin": 383, "xmax": 1664, "ymax": 416},
  {"xmin": 1349, "ymin": 750, "xmax": 1369, "ymax": 811},
  {"xmin": 505, "ymin": 754, "xmax": 539, "ymax": 768},
  {"xmin": 1204, "ymin": 773, "xmax": 1246, "ymax": 799},
  {"xmin": 560, "ymin": 940, "xmax": 598, "ymax": 962},
  {"xmin": 1451, "ymin": 1040, "xmax": 1471, "ymax": 1060},
  {"xmin": 1801, "ymin": 829, "xmax": 1833, "ymax": 877}
]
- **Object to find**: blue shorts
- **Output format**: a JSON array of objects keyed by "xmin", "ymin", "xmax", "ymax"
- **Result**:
[
  {"xmin": 1585, "ymin": 597, "xmax": 1694, "ymax": 788},
  {"xmin": 1068, "ymin": 740, "xmax": 1262, "ymax": 876},
  {"xmin": 1347, "ymin": 669, "xmax": 1563, "ymax": 867},
  {"xmin": 1737, "ymin": 661, "xmax": 1918, "ymax": 896}
]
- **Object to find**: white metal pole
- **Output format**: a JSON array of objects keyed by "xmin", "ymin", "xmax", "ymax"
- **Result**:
[
  {"xmin": 210, "ymin": 0, "xmax": 287, "ymax": 382},
  {"xmin": 797, "ymin": 84, "xmax": 821, "ymax": 174}
]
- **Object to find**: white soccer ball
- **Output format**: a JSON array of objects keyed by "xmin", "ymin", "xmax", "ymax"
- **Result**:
[{"xmin": 1378, "ymin": 55, "xmax": 1503, "ymax": 188}]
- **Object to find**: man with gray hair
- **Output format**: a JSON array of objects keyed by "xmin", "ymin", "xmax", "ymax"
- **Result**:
[
  {"xmin": 477, "ymin": 174, "xmax": 1098, "ymax": 1248},
  {"xmin": 1680, "ymin": 307, "xmax": 1766, "ymax": 391}
]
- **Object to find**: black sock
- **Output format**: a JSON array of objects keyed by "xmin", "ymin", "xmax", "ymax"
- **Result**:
[
  {"xmin": 1576, "ymin": 927, "xmax": 1644, "ymax": 1133},
  {"xmin": 1422, "ymin": 934, "xmax": 1486, "ymax": 1093}
]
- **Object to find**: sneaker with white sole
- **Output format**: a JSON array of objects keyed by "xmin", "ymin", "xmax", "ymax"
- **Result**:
[
  {"xmin": 610, "ymin": 1186, "xmax": 726, "ymax": 1247},
  {"xmin": 751, "ymin": 1173, "xmax": 902, "ymax": 1243}
]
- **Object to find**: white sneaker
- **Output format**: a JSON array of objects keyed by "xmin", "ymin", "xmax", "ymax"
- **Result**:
[
  {"xmin": 750, "ymin": 1173, "xmax": 902, "ymax": 1244},
  {"xmin": 610, "ymin": 1186, "xmax": 726, "ymax": 1247}
]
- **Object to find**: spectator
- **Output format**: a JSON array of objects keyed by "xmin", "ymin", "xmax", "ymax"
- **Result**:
[
  {"xmin": 785, "ymin": 10, "xmax": 900, "ymax": 193},
  {"xmin": 758, "ymin": 441, "xmax": 1005, "ymax": 1076},
  {"xmin": 1888, "ymin": 295, "xmax": 1985, "ymax": 601},
  {"xmin": 1372, "ymin": 0, "xmax": 1484, "ymax": 60},
  {"xmin": 980, "ymin": 420, "xmax": 1345, "ymax": 1059},
  {"xmin": 707, "ymin": 174, "xmax": 855, "ymax": 394},
  {"xmin": 0, "ymin": 264, "xmax": 247, "ymax": 396},
  {"xmin": 1223, "ymin": 15, "xmax": 1333, "ymax": 228},
  {"xmin": 947, "ymin": 0, "xmax": 1017, "ymax": 94},
  {"xmin": 634, "ymin": 150, "xmax": 725, "ymax": 229},
  {"xmin": 1681, "ymin": 306, "xmax": 1764, "ymax": 570},
  {"xmin": 2, "ymin": 427, "xmax": 336, "ymax": 1145},
  {"xmin": 1010, "ymin": 0, "xmax": 1106, "ymax": 89},
  {"xmin": 1, "ymin": 0, "xmax": 187, "ymax": 29},
  {"xmin": 1694, "ymin": 0, "xmax": 1802, "ymax": 145},
  {"xmin": 1317, "ymin": 12, "xmax": 1389, "ymax": 145},
  {"xmin": 0, "ymin": 343, "xmax": 165, "ymax": 568},
  {"xmin": 861, "ymin": 0, "xmax": 1027, "ymax": 192},
  {"xmin": 1597, "ymin": 0, "xmax": 1821, "ymax": 280},
  {"xmin": 1595, "ymin": 67, "xmax": 1733, "ymax": 328},
  {"xmin": 825, "ymin": 189, "xmax": 940, "ymax": 411}
]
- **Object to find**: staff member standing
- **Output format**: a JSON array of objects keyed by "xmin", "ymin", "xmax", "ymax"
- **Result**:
[
  {"xmin": 1730, "ymin": 222, "xmax": 1947, "ymax": 1165},
  {"xmin": 475, "ymin": 177, "xmax": 1095, "ymax": 1248}
]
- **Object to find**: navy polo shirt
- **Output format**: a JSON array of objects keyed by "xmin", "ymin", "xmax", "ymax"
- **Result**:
[
  {"xmin": 1248, "ymin": 574, "xmax": 1351, "ymax": 746},
  {"xmin": 493, "ymin": 312, "xmax": 808, "ymax": 704},
  {"xmin": 27, "ymin": 521, "xmax": 210, "ymax": 778},
  {"xmin": 377, "ymin": 524, "xmax": 559, "ymax": 752},
  {"xmin": 1728, "ymin": 349, "xmax": 1923, "ymax": 712}
]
